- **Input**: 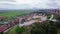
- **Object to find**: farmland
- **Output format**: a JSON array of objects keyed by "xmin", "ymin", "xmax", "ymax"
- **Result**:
[
  {"xmin": 0, "ymin": 10, "xmax": 33, "ymax": 17},
  {"xmin": 0, "ymin": 10, "xmax": 33, "ymax": 21}
]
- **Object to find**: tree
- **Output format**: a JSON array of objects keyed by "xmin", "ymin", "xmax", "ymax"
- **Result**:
[
  {"xmin": 0, "ymin": 32, "xmax": 5, "ymax": 34},
  {"xmin": 15, "ymin": 26, "xmax": 27, "ymax": 34},
  {"xmin": 30, "ymin": 23, "xmax": 46, "ymax": 34},
  {"xmin": 45, "ymin": 21, "xmax": 57, "ymax": 34},
  {"xmin": 30, "ymin": 21, "xmax": 58, "ymax": 34}
]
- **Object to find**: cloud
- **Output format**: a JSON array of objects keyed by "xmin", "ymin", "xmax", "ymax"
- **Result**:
[
  {"xmin": 46, "ymin": 0, "xmax": 60, "ymax": 8},
  {"xmin": 0, "ymin": 0, "xmax": 60, "ymax": 10},
  {"xmin": 0, "ymin": 0, "xmax": 15, "ymax": 2}
]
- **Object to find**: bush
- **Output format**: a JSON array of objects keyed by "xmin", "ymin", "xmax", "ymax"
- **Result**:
[
  {"xmin": 30, "ymin": 23, "xmax": 46, "ymax": 34},
  {"xmin": 15, "ymin": 26, "xmax": 27, "ymax": 34},
  {"xmin": 30, "ymin": 22, "xmax": 58, "ymax": 34}
]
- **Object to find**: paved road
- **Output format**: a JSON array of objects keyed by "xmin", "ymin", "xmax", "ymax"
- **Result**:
[
  {"xmin": 19, "ymin": 20, "xmax": 37, "ymax": 26},
  {"xmin": 19, "ymin": 15, "xmax": 47, "ymax": 27}
]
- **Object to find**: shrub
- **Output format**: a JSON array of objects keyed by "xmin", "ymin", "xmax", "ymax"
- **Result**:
[{"xmin": 15, "ymin": 26, "xmax": 27, "ymax": 34}]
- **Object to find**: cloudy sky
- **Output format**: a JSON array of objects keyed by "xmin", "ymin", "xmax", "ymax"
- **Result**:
[{"xmin": 0, "ymin": 0, "xmax": 60, "ymax": 10}]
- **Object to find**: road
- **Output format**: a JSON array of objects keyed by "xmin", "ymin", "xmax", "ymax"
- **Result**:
[
  {"xmin": 19, "ymin": 20, "xmax": 37, "ymax": 26},
  {"xmin": 19, "ymin": 14, "xmax": 57, "ymax": 27},
  {"xmin": 19, "ymin": 15, "xmax": 47, "ymax": 27}
]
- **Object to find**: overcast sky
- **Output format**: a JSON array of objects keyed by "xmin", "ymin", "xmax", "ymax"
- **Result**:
[{"xmin": 0, "ymin": 0, "xmax": 60, "ymax": 10}]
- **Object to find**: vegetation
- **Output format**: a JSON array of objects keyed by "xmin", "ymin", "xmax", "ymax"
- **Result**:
[
  {"xmin": 5, "ymin": 25, "xmax": 27, "ymax": 34},
  {"xmin": 16, "ymin": 26, "xmax": 27, "ymax": 34},
  {"xmin": 0, "ymin": 10, "xmax": 60, "ymax": 34},
  {"xmin": 47, "ymin": 14, "xmax": 51, "ymax": 19},
  {"xmin": 30, "ymin": 21, "xmax": 57, "ymax": 34},
  {"xmin": 0, "ymin": 10, "xmax": 32, "ymax": 20},
  {"xmin": 5, "ymin": 25, "xmax": 17, "ymax": 34},
  {"xmin": 5, "ymin": 20, "xmax": 60, "ymax": 34},
  {"xmin": 56, "ymin": 16, "xmax": 60, "ymax": 21}
]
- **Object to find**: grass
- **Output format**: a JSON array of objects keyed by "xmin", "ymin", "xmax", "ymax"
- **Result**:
[
  {"xmin": 57, "ymin": 29, "xmax": 60, "ymax": 34},
  {"xmin": 0, "ymin": 11, "xmax": 31, "ymax": 17},
  {"xmin": 5, "ymin": 25, "xmax": 27, "ymax": 34},
  {"xmin": 5, "ymin": 25, "xmax": 17, "ymax": 34},
  {"xmin": 0, "ymin": 10, "xmax": 32, "ymax": 20}
]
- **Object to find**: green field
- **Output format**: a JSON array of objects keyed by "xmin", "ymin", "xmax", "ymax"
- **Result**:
[
  {"xmin": 0, "ymin": 10, "xmax": 33, "ymax": 23},
  {"xmin": 0, "ymin": 10, "xmax": 32, "ymax": 17},
  {"xmin": 0, "ymin": 10, "xmax": 33, "ymax": 20}
]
